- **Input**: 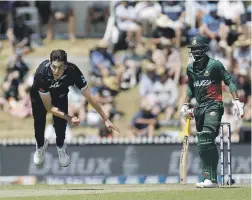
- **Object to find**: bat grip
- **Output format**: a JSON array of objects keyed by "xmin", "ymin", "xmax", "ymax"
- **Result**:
[{"xmin": 185, "ymin": 118, "xmax": 191, "ymax": 136}]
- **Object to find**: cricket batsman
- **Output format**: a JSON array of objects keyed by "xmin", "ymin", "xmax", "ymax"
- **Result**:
[
  {"xmin": 180, "ymin": 36, "xmax": 245, "ymax": 188},
  {"xmin": 30, "ymin": 49, "xmax": 119, "ymax": 167}
]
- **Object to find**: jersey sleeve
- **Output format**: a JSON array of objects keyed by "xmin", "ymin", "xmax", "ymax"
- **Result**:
[
  {"xmin": 34, "ymin": 73, "xmax": 50, "ymax": 94},
  {"xmin": 186, "ymin": 65, "xmax": 194, "ymax": 98},
  {"xmin": 216, "ymin": 60, "xmax": 237, "ymax": 92},
  {"xmin": 72, "ymin": 66, "xmax": 88, "ymax": 91}
]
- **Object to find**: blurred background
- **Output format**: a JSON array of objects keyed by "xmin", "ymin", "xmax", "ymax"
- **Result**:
[{"xmin": 0, "ymin": 0, "xmax": 250, "ymax": 185}]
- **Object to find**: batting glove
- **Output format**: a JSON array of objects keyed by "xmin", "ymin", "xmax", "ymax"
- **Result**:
[
  {"xmin": 180, "ymin": 103, "xmax": 194, "ymax": 121},
  {"xmin": 232, "ymin": 98, "xmax": 245, "ymax": 119}
]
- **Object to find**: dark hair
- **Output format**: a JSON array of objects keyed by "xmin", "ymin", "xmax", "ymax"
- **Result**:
[{"xmin": 50, "ymin": 49, "xmax": 67, "ymax": 63}]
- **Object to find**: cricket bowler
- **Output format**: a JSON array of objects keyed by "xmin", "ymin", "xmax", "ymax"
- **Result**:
[
  {"xmin": 180, "ymin": 36, "xmax": 245, "ymax": 188},
  {"xmin": 30, "ymin": 49, "xmax": 119, "ymax": 167}
]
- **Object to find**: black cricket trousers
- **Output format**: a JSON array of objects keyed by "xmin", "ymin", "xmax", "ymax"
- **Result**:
[{"xmin": 30, "ymin": 90, "xmax": 68, "ymax": 147}]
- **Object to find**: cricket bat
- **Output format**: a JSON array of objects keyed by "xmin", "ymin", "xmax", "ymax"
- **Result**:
[{"xmin": 180, "ymin": 118, "xmax": 191, "ymax": 184}]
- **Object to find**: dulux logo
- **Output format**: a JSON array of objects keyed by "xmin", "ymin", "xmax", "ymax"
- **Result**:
[
  {"xmin": 167, "ymin": 150, "xmax": 251, "ymax": 174},
  {"xmin": 28, "ymin": 152, "xmax": 112, "ymax": 175}
]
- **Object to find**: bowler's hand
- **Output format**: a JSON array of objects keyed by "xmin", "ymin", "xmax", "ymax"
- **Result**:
[
  {"xmin": 70, "ymin": 116, "xmax": 80, "ymax": 126},
  {"xmin": 105, "ymin": 119, "xmax": 120, "ymax": 133}
]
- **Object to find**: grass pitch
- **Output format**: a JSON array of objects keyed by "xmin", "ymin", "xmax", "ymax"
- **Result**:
[{"xmin": 0, "ymin": 184, "xmax": 250, "ymax": 200}]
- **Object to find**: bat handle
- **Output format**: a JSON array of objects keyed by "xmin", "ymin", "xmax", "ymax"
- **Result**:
[{"xmin": 185, "ymin": 118, "xmax": 191, "ymax": 136}]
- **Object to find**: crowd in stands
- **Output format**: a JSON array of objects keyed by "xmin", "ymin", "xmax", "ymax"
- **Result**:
[
  {"xmin": 101, "ymin": 0, "xmax": 251, "ymax": 140},
  {"xmin": 0, "ymin": 1, "xmax": 251, "ymax": 142}
]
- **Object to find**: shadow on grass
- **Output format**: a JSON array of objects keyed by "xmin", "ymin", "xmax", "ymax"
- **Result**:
[{"xmin": 220, "ymin": 186, "xmax": 243, "ymax": 189}]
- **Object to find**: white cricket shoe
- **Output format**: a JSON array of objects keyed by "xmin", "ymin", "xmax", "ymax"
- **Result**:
[
  {"xmin": 34, "ymin": 138, "xmax": 49, "ymax": 166},
  {"xmin": 196, "ymin": 179, "xmax": 219, "ymax": 188},
  {"xmin": 56, "ymin": 144, "xmax": 70, "ymax": 167},
  {"xmin": 195, "ymin": 181, "xmax": 204, "ymax": 188}
]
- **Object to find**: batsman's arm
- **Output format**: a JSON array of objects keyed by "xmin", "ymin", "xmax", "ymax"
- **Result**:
[
  {"xmin": 217, "ymin": 61, "xmax": 238, "ymax": 98},
  {"xmin": 185, "ymin": 72, "xmax": 194, "ymax": 104},
  {"xmin": 39, "ymin": 92, "xmax": 73, "ymax": 122}
]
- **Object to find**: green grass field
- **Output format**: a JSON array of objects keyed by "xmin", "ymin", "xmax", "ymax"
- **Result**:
[{"xmin": 0, "ymin": 184, "xmax": 250, "ymax": 200}]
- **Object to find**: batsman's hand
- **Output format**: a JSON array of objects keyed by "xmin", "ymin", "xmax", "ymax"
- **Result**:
[
  {"xmin": 69, "ymin": 116, "xmax": 80, "ymax": 126},
  {"xmin": 232, "ymin": 99, "xmax": 245, "ymax": 119},
  {"xmin": 105, "ymin": 119, "xmax": 120, "ymax": 133},
  {"xmin": 180, "ymin": 103, "xmax": 194, "ymax": 121}
]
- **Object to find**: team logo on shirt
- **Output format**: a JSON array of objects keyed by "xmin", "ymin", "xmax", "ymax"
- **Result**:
[
  {"xmin": 204, "ymin": 70, "xmax": 209, "ymax": 76},
  {"xmin": 210, "ymin": 111, "xmax": 216, "ymax": 116},
  {"xmin": 49, "ymin": 81, "xmax": 61, "ymax": 88}
]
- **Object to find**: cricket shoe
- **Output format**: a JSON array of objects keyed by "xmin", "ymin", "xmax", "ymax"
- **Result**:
[
  {"xmin": 196, "ymin": 179, "xmax": 219, "ymax": 188},
  {"xmin": 56, "ymin": 144, "xmax": 70, "ymax": 167},
  {"xmin": 34, "ymin": 138, "xmax": 49, "ymax": 166}
]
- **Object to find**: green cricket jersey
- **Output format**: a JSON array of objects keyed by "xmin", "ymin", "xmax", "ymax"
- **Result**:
[{"xmin": 186, "ymin": 56, "xmax": 237, "ymax": 106}]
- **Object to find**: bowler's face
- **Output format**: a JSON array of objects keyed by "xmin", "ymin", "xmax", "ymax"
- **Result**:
[{"xmin": 51, "ymin": 60, "xmax": 65, "ymax": 80}]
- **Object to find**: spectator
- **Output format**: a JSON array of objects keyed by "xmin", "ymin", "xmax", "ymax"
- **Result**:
[
  {"xmin": 199, "ymin": 4, "xmax": 228, "ymax": 42},
  {"xmin": 95, "ymin": 76, "xmax": 120, "ymax": 106},
  {"xmin": 243, "ymin": 95, "xmax": 251, "ymax": 122},
  {"xmin": 139, "ymin": 61, "xmax": 158, "ymax": 98},
  {"xmin": 7, "ymin": 14, "xmax": 33, "ymax": 54},
  {"xmin": 149, "ymin": 67, "xmax": 178, "ymax": 120},
  {"xmin": 160, "ymin": 1, "xmax": 185, "ymax": 47},
  {"xmin": 121, "ymin": 41, "xmax": 145, "ymax": 89},
  {"xmin": 185, "ymin": 1, "xmax": 217, "ymax": 38},
  {"xmin": 152, "ymin": 39, "xmax": 181, "ymax": 84},
  {"xmin": 35, "ymin": 1, "xmax": 51, "ymax": 31},
  {"xmin": 11, "ymin": 1, "xmax": 30, "ymax": 18},
  {"xmin": 68, "ymin": 85, "xmax": 87, "ymax": 125},
  {"xmin": 47, "ymin": 1, "xmax": 76, "ymax": 41},
  {"xmin": 0, "ymin": 1, "xmax": 13, "ymax": 34},
  {"xmin": 233, "ymin": 35, "xmax": 251, "ymax": 73},
  {"xmin": 160, "ymin": 0, "xmax": 184, "ymax": 23},
  {"xmin": 184, "ymin": 0, "xmax": 204, "ymax": 29},
  {"xmin": 234, "ymin": 69, "xmax": 251, "ymax": 104},
  {"xmin": 243, "ymin": 5, "xmax": 251, "ymax": 37},
  {"xmin": 214, "ymin": 40, "xmax": 231, "ymax": 70},
  {"xmin": 91, "ymin": 76, "xmax": 120, "ymax": 137},
  {"xmin": 217, "ymin": 0, "xmax": 245, "ymax": 26},
  {"xmin": 6, "ymin": 83, "xmax": 32, "ymax": 119},
  {"xmin": 222, "ymin": 100, "xmax": 242, "ymax": 141},
  {"xmin": 2, "ymin": 68, "xmax": 20, "ymax": 102},
  {"xmin": 115, "ymin": 1, "xmax": 142, "ymax": 44},
  {"xmin": 85, "ymin": 1, "xmax": 109, "ymax": 36},
  {"xmin": 6, "ymin": 49, "xmax": 29, "ymax": 81},
  {"xmin": 152, "ymin": 14, "xmax": 176, "ymax": 47},
  {"xmin": 2, "ymin": 49, "xmax": 29, "ymax": 107},
  {"xmin": 18, "ymin": 67, "xmax": 34, "ymax": 100},
  {"xmin": 90, "ymin": 39, "xmax": 116, "ymax": 77},
  {"xmin": 127, "ymin": 97, "xmax": 158, "ymax": 138},
  {"xmin": 134, "ymin": 1, "xmax": 162, "ymax": 24}
]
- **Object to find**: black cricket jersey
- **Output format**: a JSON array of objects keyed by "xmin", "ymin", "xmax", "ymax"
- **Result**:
[{"xmin": 31, "ymin": 60, "xmax": 88, "ymax": 99}]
